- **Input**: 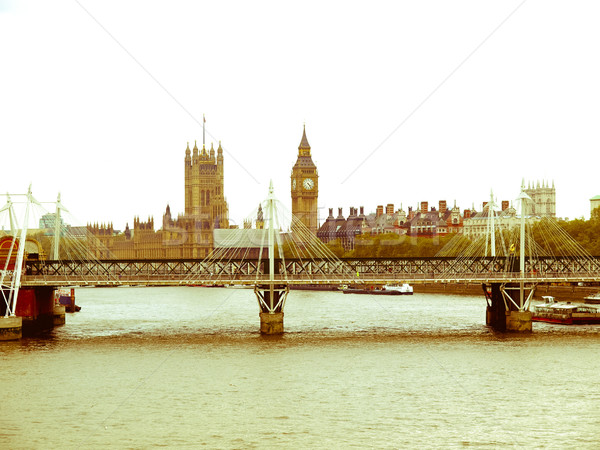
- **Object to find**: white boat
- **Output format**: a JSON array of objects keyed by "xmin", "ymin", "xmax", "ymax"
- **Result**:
[
  {"xmin": 384, "ymin": 283, "xmax": 413, "ymax": 295},
  {"xmin": 532, "ymin": 296, "xmax": 600, "ymax": 325},
  {"xmin": 341, "ymin": 283, "xmax": 413, "ymax": 295},
  {"xmin": 584, "ymin": 292, "xmax": 600, "ymax": 304}
]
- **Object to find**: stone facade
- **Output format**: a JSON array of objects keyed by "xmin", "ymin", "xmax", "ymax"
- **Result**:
[
  {"xmin": 590, "ymin": 195, "xmax": 600, "ymax": 218},
  {"xmin": 524, "ymin": 180, "xmax": 556, "ymax": 218},
  {"xmin": 89, "ymin": 137, "xmax": 230, "ymax": 259},
  {"xmin": 291, "ymin": 126, "xmax": 319, "ymax": 233}
]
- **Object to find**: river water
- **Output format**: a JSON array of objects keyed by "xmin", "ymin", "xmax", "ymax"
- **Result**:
[{"xmin": 2, "ymin": 286, "xmax": 600, "ymax": 449}]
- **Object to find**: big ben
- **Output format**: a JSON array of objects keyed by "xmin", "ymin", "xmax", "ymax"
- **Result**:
[{"xmin": 291, "ymin": 125, "xmax": 319, "ymax": 233}]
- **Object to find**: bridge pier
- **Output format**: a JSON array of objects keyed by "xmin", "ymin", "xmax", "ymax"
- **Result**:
[
  {"xmin": 255, "ymin": 283, "xmax": 288, "ymax": 334},
  {"xmin": 484, "ymin": 283, "xmax": 532, "ymax": 332},
  {"xmin": 0, "ymin": 316, "xmax": 22, "ymax": 340},
  {"xmin": 53, "ymin": 304, "xmax": 66, "ymax": 326},
  {"xmin": 1, "ymin": 286, "xmax": 59, "ymax": 337}
]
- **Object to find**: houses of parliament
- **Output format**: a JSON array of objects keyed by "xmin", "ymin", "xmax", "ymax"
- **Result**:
[{"xmin": 88, "ymin": 126, "xmax": 319, "ymax": 259}]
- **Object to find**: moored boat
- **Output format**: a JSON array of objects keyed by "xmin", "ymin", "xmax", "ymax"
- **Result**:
[
  {"xmin": 584, "ymin": 292, "xmax": 600, "ymax": 304},
  {"xmin": 342, "ymin": 283, "xmax": 413, "ymax": 295},
  {"xmin": 532, "ymin": 296, "xmax": 600, "ymax": 325},
  {"xmin": 53, "ymin": 288, "xmax": 81, "ymax": 312},
  {"xmin": 384, "ymin": 283, "xmax": 413, "ymax": 295}
]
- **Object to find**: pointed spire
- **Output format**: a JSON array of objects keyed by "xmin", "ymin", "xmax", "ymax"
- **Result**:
[
  {"xmin": 298, "ymin": 124, "xmax": 310, "ymax": 150},
  {"xmin": 185, "ymin": 142, "xmax": 191, "ymax": 162}
]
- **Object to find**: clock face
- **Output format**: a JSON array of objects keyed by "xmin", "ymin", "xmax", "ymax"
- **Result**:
[
  {"xmin": 303, "ymin": 178, "xmax": 314, "ymax": 190},
  {"xmin": 292, "ymin": 179, "xmax": 296, "ymax": 189}
]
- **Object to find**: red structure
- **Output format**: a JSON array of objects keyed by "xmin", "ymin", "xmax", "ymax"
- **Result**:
[{"xmin": 0, "ymin": 236, "xmax": 18, "ymax": 271}]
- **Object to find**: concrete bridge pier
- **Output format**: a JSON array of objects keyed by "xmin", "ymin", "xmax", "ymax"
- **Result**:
[
  {"xmin": 53, "ymin": 304, "xmax": 66, "ymax": 326},
  {"xmin": 484, "ymin": 283, "xmax": 532, "ymax": 332},
  {"xmin": 254, "ymin": 283, "xmax": 289, "ymax": 334},
  {"xmin": 0, "ymin": 316, "xmax": 22, "ymax": 340},
  {"xmin": 1, "ymin": 286, "xmax": 58, "ymax": 337}
]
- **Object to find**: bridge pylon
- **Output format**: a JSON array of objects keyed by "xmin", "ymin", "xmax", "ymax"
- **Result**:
[
  {"xmin": 253, "ymin": 181, "xmax": 289, "ymax": 334},
  {"xmin": 483, "ymin": 184, "xmax": 534, "ymax": 332}
]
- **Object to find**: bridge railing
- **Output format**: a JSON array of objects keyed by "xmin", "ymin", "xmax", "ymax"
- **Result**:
[{"xmin": 19, "ymin": 270, "xmax": 600, "ymax": 287}]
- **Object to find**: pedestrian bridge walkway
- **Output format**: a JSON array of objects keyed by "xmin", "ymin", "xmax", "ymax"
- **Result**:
[{"xmin": 15, "ymin": 255, "xmax": 600, "ymax": 287}]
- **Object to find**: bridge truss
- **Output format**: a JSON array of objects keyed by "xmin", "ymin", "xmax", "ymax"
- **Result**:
[{"xmin": 17, "ymin": 255, "xmax": 600, "ymax": 287}]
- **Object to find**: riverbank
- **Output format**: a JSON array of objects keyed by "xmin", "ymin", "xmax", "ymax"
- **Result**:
[{"xmin": 412, "ymin": 283, "xmax": 600, "ymax": 301}]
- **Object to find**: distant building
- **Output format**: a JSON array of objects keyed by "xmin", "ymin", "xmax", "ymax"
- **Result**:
[
  {"xmin": 317, "ymin": 206, "xmax": 367, "ymax": 251},
  {"xmin": 39, "ymin": 213, "xmax": 65, "ymax": 230},
  {"xmin": 591, "ymin": 195, "xmax": 600, "ymax": 218},
  {"xmin": 404, "ymin": 200, "xmax": 463, "ymax": 237},
  {"xmin": 291, "ymin": 126, "xmax": 319, "ymax": 233},
  {"xmin": 462, "ymin": 202, "xmax": 521, "ymax": 239},
  {"xmin": 89, "ymin": 130, "xmax": 230, "ymax": 259},
  {"xmin": 317, "ymin": 200, "xmax": 465, "ymax": 250},
  {"xmin": 524, "ymin": 180, "xmax": 556, "ymax": 218}
]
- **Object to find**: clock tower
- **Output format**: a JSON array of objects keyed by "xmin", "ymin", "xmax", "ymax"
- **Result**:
[{"xmin": 291, "ymin": 125, "xmax": 319, "ymax": 233}]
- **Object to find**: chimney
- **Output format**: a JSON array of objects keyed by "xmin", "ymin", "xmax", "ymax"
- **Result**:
[
  {"xmin": 376, "ymin": 205, "xmax": 384, "ymax": 217},
  {"xmin": 483, "ymin": 201, "xmax": 488, "ymax": 210},
  {"xmin": 420, "ymin": 201, "xmax": 428, "ymax": 215},
  {"xmin": 464, "ymin": 209, "xmax": 471, "ymax": 219},
  {"xmin": 439, "ymin": 200, "xmax": 447, "ymax": 214},
  {"xmin": 502, "ymin": 200, "xmax": 509, "ymax": 211},
  {"xmin": 359, "ymin": 206, "xmax": 365, "ymax": 216},
  {"xmin": 386, "ymin": 203, "xmax": 394, "ymax": 215},
  {"xmin": 337, "ymin": 207, "xmax": 344, "ymax": 219}
]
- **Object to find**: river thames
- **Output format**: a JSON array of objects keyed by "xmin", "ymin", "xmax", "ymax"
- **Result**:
[{"xmin": 2, "ymin": 286, "xmax": 600, "ymax": 448}]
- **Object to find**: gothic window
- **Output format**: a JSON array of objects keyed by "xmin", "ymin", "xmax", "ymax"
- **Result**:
[{"xmin": 201, "ymin": 190, "xmax": 205, "ymax": 206}]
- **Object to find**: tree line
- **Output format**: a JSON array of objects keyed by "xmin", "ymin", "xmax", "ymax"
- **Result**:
[{"xmin": 325, "ymin": 216, "xmax": 600, "ymax": 258}]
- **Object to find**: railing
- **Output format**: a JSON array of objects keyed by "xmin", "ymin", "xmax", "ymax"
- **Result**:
[
  {"xmin": 16, "ymin": 256, "xmax": 600, "ymax": 287},
  {"xmin": 19, "ymin": 271, "xmax": 600, "ymax": 287}
]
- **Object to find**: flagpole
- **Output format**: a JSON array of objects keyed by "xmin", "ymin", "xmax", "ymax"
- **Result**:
[{"xmin": 203, "ymin": 114, "xmax": 206, "ymax": 147}]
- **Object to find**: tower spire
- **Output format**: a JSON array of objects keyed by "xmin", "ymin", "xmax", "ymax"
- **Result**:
[{"xmin": 298, "ymin": 124, "xmax": 310, "ymax": 153}]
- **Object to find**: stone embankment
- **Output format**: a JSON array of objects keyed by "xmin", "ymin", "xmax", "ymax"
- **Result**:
[{"xmin": 412, "ymin": 283, "xmax": 599, "ymax": 301}]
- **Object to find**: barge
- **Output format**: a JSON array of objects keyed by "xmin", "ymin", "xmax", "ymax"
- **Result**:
[
  {"xmin": 532, "ymin": 296, "xmax": 600, "ymax": 325},
  {"xmin": 342, "ymin": 283, "xmax": 413, "ymax": 296}
]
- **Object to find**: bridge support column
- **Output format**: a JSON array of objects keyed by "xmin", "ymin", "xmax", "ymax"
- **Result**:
[
  {"xmin": 0, "ymin": 316, "xmax": 22, "ymax": 340},
  {"xmin": 505, "ymin": 310, "xmax": 532, "ymax": 332},
  {"xmin": 483, "ymin": 283, "xmax": 533, "ymax": 332},
  {"xmin": 259, "ymin": 312, "xmax": 284, "ymax": 334},
  {"xmin": 255, "ymin": 284, "xmax": 288, "ymax": 335},
  {"xmin": 53, "ymin": 304, "xmax": 66, "ymax": 326},
  {"xmin": 13, "ymin": 287, "xmax": 56, "ymax": 336}
]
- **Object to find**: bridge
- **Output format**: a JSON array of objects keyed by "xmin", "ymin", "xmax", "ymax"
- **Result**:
[
  {"xmin": 2, "ymin": 183, "xmax": 600, "ymax": 338},
  {"xmin": 16, "ymin": 255, "xmax": 600, "ymax": 287}
]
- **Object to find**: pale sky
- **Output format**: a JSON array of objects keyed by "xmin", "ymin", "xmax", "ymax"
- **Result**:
[{"xmin": 1, "ymin": 1, "xmax": 599, "ymax": 231}]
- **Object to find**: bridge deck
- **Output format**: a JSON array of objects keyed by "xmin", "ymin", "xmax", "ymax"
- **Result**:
[{"xmin": 7, "ymin": 256, "xmax": 599, "ymax": 287}]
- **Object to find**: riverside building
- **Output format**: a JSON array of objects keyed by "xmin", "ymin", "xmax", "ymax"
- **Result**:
[{"xmin": 89, "ymin": 132, "xmax": 230, "ymax": 259}]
